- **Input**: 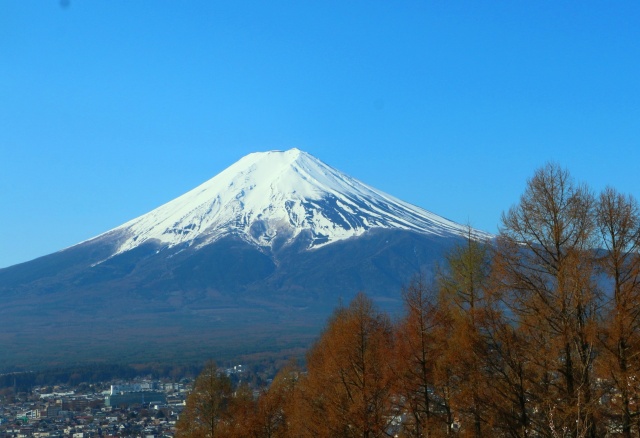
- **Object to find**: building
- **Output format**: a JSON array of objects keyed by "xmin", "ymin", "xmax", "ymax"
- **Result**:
[{"xmin": 105, "ymin": 391, "xmax": 166, "ymax": 408}]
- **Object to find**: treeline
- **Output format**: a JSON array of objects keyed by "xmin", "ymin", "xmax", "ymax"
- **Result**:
[
  {"xmin": 176, "ymin": 163, "xmax": 640, "ymax": 438},
  {"xmin": 0, "ymin": 363, "xmax": 203, "ymax": 393}
]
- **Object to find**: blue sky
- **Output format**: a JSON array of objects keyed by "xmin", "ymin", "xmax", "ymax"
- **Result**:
[{"xmin": 1, "ymin": 1, "xmax": 639, "ymax": 268}]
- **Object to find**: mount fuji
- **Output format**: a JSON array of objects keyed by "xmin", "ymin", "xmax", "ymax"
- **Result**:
[
  {"xmin": 89, "ymin": 148, "xmax": 481, "ymax": 258},
  {"xmin": 0, "ymin": 149, "xmax": 488, "ymax": 369}
]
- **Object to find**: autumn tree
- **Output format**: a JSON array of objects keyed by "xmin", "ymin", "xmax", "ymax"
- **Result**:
[
  {"xmin": 595, "ymin": 187, "xmax": 640, "ymax": 437},
  {"xmin": 176, "ymin": 361, "xmax": 233, "ymax": 438},
  {"xmin": 222, "ymin": 383, "xmax": 258, "ymax": 438},
  {"xmin": 497, "ymin": 163, "xmax": 600, "ymax": 437},
  {"xmin": 479, "ymin": 303, "xmax": 533, "ymax": 437},
  {"xmin": 472, "ymin": 252, "xmax": 539, "ymax": 438},
  {"xmin": 252, "ymin": 361, "xmax": 301, "ymax": 438},
  {"xmin": 436, "ymin": 229, "xmax": 493, "ymax": 437},
  {"xmin": 299, "ymin": 292, "xmax": 396, "ymax": 437},
  {"xmin": 427, "ymin": 306, "xmax": 460, "ymax": 438},
  {"xmin": 394, "ymin": 274, "xmax": 442, "ymax": 437}
]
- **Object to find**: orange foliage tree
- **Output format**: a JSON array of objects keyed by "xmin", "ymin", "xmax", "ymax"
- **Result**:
[
  {"xmin": 436, "ymin": 230, "xmax": 494, "ymax": 437},
  {"xmin": 497, "ymin": 163, "xmax": 600, "ymax": 437},
  {"xmin": 298, "ymin": 292, "xmax": 396, "ymax": 437},
  {"xmin": 393, "ymin": 274, "xmax": 444, "ymax": 437},
  {"xmin": 176, "ymin": 361, "xmax": 233, "ymax": 438},
  {"xmin": 595, "ymin": 187, "xmax": 640, "ymax": 438}
]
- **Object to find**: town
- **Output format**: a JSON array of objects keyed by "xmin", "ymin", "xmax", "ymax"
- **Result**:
[{"xmin": 0, "ymin": 365, "xmax": 247, "ymax": 438}]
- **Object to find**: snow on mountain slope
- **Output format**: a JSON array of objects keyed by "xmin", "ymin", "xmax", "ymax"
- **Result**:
[{"xmin": 92, "ymin": 148, "xmax": 487, "ymax": 257}]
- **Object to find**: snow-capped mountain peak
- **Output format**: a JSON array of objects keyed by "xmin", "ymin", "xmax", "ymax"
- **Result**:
[{"xmin": 96, "ymin": 148, "xmax": 484, "ymax": 256}]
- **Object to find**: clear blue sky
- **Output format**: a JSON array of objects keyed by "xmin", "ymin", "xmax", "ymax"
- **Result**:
[{"xmin": 1, "ymin": 1, "xmax": 639, "ymax": 268}]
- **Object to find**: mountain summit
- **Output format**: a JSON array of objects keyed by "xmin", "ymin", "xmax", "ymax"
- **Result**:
[
  {"xmin": 0, "ymin": 148, "xmax": 488, "ymax": 369},
  {"xmin": 95, "ymin": 148, "xmax": 481, "ymax": 258}
]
